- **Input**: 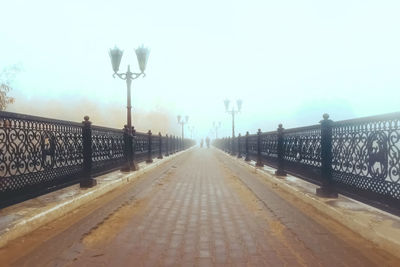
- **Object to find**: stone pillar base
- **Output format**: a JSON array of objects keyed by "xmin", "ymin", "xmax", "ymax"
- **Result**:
[
  {"xmin": 80, "ymin": 178, "xmax": 97, "ymax": 188},
  {"xmin": 316, "ymin": 187, "xmax": 338, "ymax": 198},
  {"xmin": 275, "ymin": 170, "xmax": 287, "ymax": 177},
  {"xmin": 121, "ymin": 161, "xmax": 139, "ymax": 172},
  {"xmin": 256, "ymin": 161, "xmax": 264, "ymax": 167}
]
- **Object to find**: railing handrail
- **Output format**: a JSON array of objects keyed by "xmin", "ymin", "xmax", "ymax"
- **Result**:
[
  {"xmin": 0, "ymin": 110, "xmax": 82, "ymax": 127},
  {"xmin": 334, "ymin": 111, "xmax": 400, "ymax": 126}
]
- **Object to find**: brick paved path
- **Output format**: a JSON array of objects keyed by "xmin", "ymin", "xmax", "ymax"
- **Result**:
[
  {"xmin": 2, "ymin": 149, "xmax": 399, "ymax": 266},
  {"xmin": 70, "ymin": 149, "xmax": 397, "ymax": 266}
]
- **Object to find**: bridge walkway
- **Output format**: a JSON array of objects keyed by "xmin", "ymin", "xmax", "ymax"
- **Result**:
[{"xmin": 0, "ymin": 148, "xmax": 399, "ymax": 266}]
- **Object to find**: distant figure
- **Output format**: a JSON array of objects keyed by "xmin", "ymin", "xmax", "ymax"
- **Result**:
[
  {"xmin": 206, "ymin": 137, "xmax": 210, "ymax": 148},
  {"xmin": 200, "ymin": 139, "xmax": 204, "ymax": 148}
]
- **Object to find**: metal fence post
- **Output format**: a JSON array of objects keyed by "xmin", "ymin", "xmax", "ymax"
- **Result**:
[
  {"xmin": 146, "ymin": 130, "xmax": 153, "ymax": 163},
  {"xmin": 275, "ymin": 124, "xmax": 286, "ymax": 176},
  {"xmin": 245, "ymin": 131, "xmax": 250, "ymax": 161},
  {"xmin": 174, "ymin": 135, "xmax": 177, "ymax": 153},
  {"xmin": 165, "ymin": 134, "xmax": 169, "ymax": 156},
  {"xmin": 172, "ymin": 135, "xmax": 175, "ymax": 154},
  {"xmin": 237, "ymin": 133, "xmax": 242, "ymax": 158},
  {"xmin": 231, "ymin": 136, "xmax": 235, "ymax": 156},
  {"xmin": 121, "ymin": 125, "xmax": 138, "ymax": 172},
  {"xmin": 256, "ymin": 129, "xmax": 264, "ymax": 167},
  {"xmin": 316, "ymin": 114, "xmax": 338, "ymax": 198},
  {"xmin": 131, "ymin": 127, "xmax": 138, "ymax": 171},
  {"xmin": 81, "ymin": 116, "xmax": 97, "ymax": 188},
  {"xmin": 158, "ymin": 132, "xmax": 163, "ymax": 159}
]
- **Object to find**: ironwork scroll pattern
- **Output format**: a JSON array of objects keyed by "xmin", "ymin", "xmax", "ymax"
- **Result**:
[
  {"xmin": 332, "ymin": 118, "xmax": 400, "ymax": 199},
  {"xmin": 91, "ymin": 127, "xmax": 124, "ymax": 171},
  {"xmin": 239, "ymin": 136, "xmax": 245, "ymax": 154},
  {"xmin": 248, "ymin": 135, "xmax": 257, "ymax": 151},
  {"xmin": 161, "ymin": 137, "xmax": 167, "ymax": 154},
  {"xmin": 283, "ymin": 126, "xmax": 321, "ymax": 167},
  {"xmin": 260, "ymin": 133, "xmax": 278, "ymax": 159},
  {"xmin": 134, "ymin": 133, "xmax": 148, "ymax": 153},
  {"xmin": 151, "ymin": 136, "xmax": 160, "ymax": 156},
  {"xmin": 247, "ymin": 135, "xmax": 258, "ymax": 159},
  {"xmin": 134, "ymin": 133, "xmax": 148, "ymax": 161},
  {"xmin": 0, "ymin": 114, "xmax": 83, "ymax": 192}
]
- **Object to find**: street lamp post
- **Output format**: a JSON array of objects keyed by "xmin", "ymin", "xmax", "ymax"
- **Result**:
[
  {"xmin": 109, "ymin": 45, "xmax": 150, "ymax": 171},
  {"xmin": 224, "ymin": 99, "xmax": 242, "ymax": 155},
  {"xmin": 177, "ymin": 115, "xmax": 189, "ymax": 139},
  {"xmin": 213, "ymin": 121, "xmax": 221, "ymax": 139}
]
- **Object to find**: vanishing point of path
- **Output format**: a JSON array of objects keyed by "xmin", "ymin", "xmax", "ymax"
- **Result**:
[{"xmin": 0, "ymin": 148, "xmax": 399, "ymax": 266}]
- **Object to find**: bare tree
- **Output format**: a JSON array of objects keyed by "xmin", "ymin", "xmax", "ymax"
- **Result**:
[{"xmin": 0, "ymin": 65, "xmax": 20, "ymax": 111}]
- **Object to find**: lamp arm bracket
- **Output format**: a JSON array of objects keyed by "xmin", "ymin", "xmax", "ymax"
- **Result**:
[
  {"xmin": 130, "ymin": 72, "xmax": 145, "ymax": 80},
  {"xmin": 113, "ymin": 72, "xmax": 127, "ymax": 80}
]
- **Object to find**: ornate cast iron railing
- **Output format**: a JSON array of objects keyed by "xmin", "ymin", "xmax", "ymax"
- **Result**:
[
  {"xmin": 331, "ymin": 113, "xmax": 400, "ymax": 207},
  {"xmin": 0, "ymin": 111, "xmax": 194, "ymax": 207},
  {"xmin": 214, "ymin": 112, "xmax": 400, "ymax": 214},
  {"xmin": 91, "ymin": 126, "xmax": 125, "ymax": 176}
]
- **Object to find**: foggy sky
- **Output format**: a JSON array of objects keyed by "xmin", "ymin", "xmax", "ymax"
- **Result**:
[{"xmin": 1, "ymin": 0, "xmax": 400, "ymax": 140}]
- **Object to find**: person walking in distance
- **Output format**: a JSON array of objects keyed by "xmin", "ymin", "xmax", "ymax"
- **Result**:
[{"xmin": 206, "ymin": 137, "xmax": 210, "ymax": 148}]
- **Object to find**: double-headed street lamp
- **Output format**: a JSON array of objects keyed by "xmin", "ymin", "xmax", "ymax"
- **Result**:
[
  {"xmin": 177, "ymin": 115, "xmax": 189, "ymax": 139},
  {"xmin": 109, "ymin": 45, "xmax": 150, "ymax": 171},
  {"xmin": 224, "ymin": 99, "xmax": 242, "ymax": 155},
  {"xmin": 212, "ymin": 121, "xmax": 221, "ymax": 139},
  {"xmin": 224, "ymin": 99, "xmax": 242, "ymax": 138}
]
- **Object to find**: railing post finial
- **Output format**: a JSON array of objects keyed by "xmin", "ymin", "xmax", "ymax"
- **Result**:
[
  {"xmin": 317, "ymin": 113, "xmax": 338, "ymax": 198},
  {"xmin": 245, "ymin": 131, "xmax": 250, "ymax": 161},
  {"xmin": 81, "ymin": 116, "xmax": 97, "ymax": 188},
  {"xmin": 146, "ymin": 130, "xmax": 153, "ymax": 163}
]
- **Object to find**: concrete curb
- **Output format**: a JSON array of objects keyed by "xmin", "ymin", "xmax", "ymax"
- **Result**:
[
  {"xmin": 0, "ymin": 148, "xmax": 192, "ymax": 248},
  {"xmin": 215, "ymin": 149, "xmax": 400, "ymax": 258}
]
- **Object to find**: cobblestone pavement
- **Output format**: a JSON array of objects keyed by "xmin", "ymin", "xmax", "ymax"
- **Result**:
[{"xmin": 2, "ymin": 149, "xmax": 399, "ymax": 266}]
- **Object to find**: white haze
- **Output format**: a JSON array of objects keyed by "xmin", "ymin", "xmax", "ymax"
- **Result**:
[{"xmin": 1, "ymin": 0, "xmax": 400, "ymax": 141}]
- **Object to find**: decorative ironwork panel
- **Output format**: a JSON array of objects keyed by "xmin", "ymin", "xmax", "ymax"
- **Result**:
[
  {"xmin": 332, "ymin": 114, "xmax": 400, "ymax": 201},
  {"xmin": 152, "ymin": 135, "xmax": 160, "ymax": 157},
  {"xmin": 91, "ymin": 126, "xmax": 125, "ymax": 174},
  {"xmin": 135, "ymin": 133, "xmax": 148, "ymax": 162},
  {"xmin": 0, "ymin": 111, "xmax": 83, "ymax": 194},
  {"xmin": 161, "ymin": 136, "xmax": 167, "ymax": 155},
  {"xmin": 247, "ymin": 134, "xmax": 258, "ymax": 160},
  {"xmin": 238, "ymin": 136, "xmax": 245, "ymax": 155},
  {"xmin": 283, "ymin": 125, "xmax": 321, "ymax": 167},
  {"xmin": 260, "ymin": 132, "xmax": 278, "ymax": 164},
  {"xmin": 281, "ymin": 125, "xmax": 321, "ymax": 182}
]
